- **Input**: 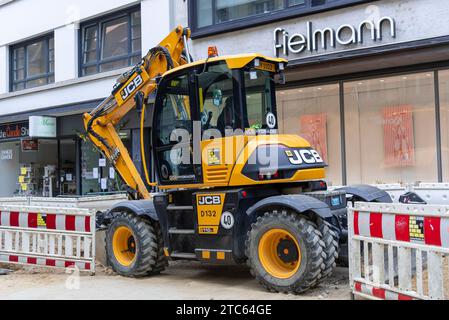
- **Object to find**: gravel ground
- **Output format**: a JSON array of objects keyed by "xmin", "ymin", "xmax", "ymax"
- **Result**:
[{"xmin": 0, "ymin": 262, "xmax": 351, "ymax": 300}]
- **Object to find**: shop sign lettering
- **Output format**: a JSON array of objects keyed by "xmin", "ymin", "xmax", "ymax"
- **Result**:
[
  {"xmin": 274, "ymin": 17, "xmax": 396, "ymax": 57},
  {"xmin": 29, "ymin": 116, "xmax": 57, "ymax": 138},
  {"xmin": 0, "ymin": 122, "xmax": 29, "ymax": 141},
  {"xmin": 0, "ymin": 149, "xmax": 13, "ymax": 161}
]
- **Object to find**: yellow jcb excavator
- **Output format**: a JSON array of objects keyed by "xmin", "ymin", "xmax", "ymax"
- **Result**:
[{"xmin": 84, "ymin": 26, "xmax": 392, "ymax": 294}]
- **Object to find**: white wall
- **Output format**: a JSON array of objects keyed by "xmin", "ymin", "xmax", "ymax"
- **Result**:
[
  {"xmin": 55, "ymin": 25, "xmax": 78, "ymax": 83},
  {"xmin": 0, "ymin": 45, "xmax": 7, "ymax": 94},
  {"xmin": 0, "ymin": 0, "xmax": 141, "ymax": 46},
  {"xmin": 141, "ymin": 0, "xmax": 171, "ymax": 53},
  {"xmin": 0, "ymin": 70, "xmax": 126, "ymax": 116}
]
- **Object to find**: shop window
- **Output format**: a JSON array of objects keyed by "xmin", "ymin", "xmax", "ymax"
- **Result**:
[
  {"xmin": 277, "ymin": 84, "xmax": 342, "ymax": 186},
  {"xmin": 439, "ymin": 70, "xmax": 449, "ymax": 182},
  {"xmin": 80, "ymin": 7, "xmax": 141, "ymax": 76},
  {"xmin": 81, "ymin": 131, "xmax": 131, "ymax": 195},
  {"xmin": 344, "ymin": 72, "xmax": 437, "ymax": 185},
  {"xmin": 191, "ymin": 0, "xmax": 375, "ymax": 37},
  {"xmin": 10, "ymin": 34, "xmax": 54, "ymax": 92}
]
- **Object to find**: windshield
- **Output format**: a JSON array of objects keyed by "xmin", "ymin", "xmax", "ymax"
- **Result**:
[
  {"xmin": 243, "ymin": 69, "xmax": 277, "ymax": 133},
  {"xmin": 197, "ymin": 62, "xmax": 278, "ymax": 136}
]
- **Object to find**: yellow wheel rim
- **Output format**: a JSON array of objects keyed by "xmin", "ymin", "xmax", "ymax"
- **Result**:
[
  {"xmin": 112, "ymin": 226, "xmax": 137, "ymax": 267},
  {"xmin": 258, "ymin": 229, "xmax": 301, "ymax": 279}
]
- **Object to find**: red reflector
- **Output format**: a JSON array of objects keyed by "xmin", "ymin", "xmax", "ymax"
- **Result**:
[
  {"xmin": 242, "ymin": 191, "xmax": 248, "ymax": 198},
  {"xmin": 273, "ymin": 172, "xmax": 280, "ymax": 179},
  {"xmin": 320, "ymin": 181, "xmax": 326, "ymax": 188}
]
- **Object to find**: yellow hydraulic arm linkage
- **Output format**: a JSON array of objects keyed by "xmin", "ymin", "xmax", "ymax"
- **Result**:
[{"xmin": 83, "ymin": 26, "xmax": 191, "ymax": 200}]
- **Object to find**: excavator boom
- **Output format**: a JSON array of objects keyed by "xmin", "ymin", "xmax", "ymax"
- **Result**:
[{"xmin": 83, "ymin": 26, "xmax": 191, "ymax": 199}]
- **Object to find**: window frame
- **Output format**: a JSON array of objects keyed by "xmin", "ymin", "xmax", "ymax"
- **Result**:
[
  {"xmin": 189, "ymin": 0, "xmax": 379, "ymax": 39},
  {"xmin": 9, "ymin": 33, "xmax": 55, "ymax": 92},
  {"xmin": 79, "ymin": 5, "xmax": 142, "ymax": 77},
  {"xmin": 153, "ymin": 68, "xmax": 202, "ymax": 185}
]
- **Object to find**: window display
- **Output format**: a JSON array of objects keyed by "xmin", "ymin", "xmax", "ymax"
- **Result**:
[
  {"xmin": 277, "ymin": 84, "xmax": 342, "ymax": 186},
  {"xmin": 345, "ymin": 72, "xmax": 437, "ymax": 184}
]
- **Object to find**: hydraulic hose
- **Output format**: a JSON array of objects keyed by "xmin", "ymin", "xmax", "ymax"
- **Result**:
[{"xmin": 138, "ymin": 92, "xmax": 155, "ymax": 187}]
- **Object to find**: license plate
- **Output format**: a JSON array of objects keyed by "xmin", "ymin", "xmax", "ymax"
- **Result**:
[{"xmin": 256, "ymin": 61, "xmax": 276, "ymax": 73}]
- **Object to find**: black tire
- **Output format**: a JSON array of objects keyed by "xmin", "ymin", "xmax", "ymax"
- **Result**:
[
  {"xmin": 245, "ymin": 210, "xmax": 325, "ymax": 294},
  {"xmin": 317, "ymin": 222, "xmax": 339, "ymax": 280},
  {"xmin": 106, "ymin": 212, "xmax": 167, "ymax": 277}
]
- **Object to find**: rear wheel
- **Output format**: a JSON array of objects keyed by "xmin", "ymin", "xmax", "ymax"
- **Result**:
[
  {"xmin": 246, "ymin": 210, "xmax": 325, "ymax": 294},
  {"xmin": 317, "ymin": 222, "xmax": 339, "ymax": 280},
  {"xmin": 106, "ymin": 212, "xmax": 167, "ymax": 277}
]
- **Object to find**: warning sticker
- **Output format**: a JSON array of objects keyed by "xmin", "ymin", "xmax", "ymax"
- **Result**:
[
  {"xmin": 208, "ymin": 149, "xmax": 221, "ymax": 165},
  {"xmin": 37, "ymin": 213, "xmax": 47, "ymax": 228},
  {"xmin": 409, "ymin": 216, "xmax": 425, "ymax": 242}
]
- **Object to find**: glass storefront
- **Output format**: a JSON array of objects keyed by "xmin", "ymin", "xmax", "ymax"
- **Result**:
[
  {"xmin": 278, "ymin": 69, "xmax": 448, "ymax": 186},
  {"xmin": 80, "ymin": 130, "xmax": 131, "ymax": 195},
  {"xmin": 0, "ymin": 138, "xmax": 77, "ymax": 197},
  {"xmin": 439, "ymin": 70, "xmax": 449, "ymax": 182},
  {"xmin": 345, "ymin": 72, "xmax": 437, "ymax": 185},
  {"xmin": 277, "ymin": 84, "xmax": 342, "ymax": 186}
]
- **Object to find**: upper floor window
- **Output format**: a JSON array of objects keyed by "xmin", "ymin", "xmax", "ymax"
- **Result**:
[
  {"xmin": 80, "ymin": 7, "xmax": 141, "ymax": 76},
  {"xmin": 10, "ymin": 34, "xmax": 54, "ymax": 92},
  {"xmin": 191, "ymin": 0, "xmax": 375, "ymax": 38}
]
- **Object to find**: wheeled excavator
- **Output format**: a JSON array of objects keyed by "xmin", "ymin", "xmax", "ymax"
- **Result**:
[{"xmin": 84, "ymin": 26, "xmax": 392, "ymax": 294}]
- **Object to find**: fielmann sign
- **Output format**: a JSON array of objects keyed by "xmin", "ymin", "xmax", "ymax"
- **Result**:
[{"xmin": 274, "ymin": 16, "xmax": 396, "ymax": 57}]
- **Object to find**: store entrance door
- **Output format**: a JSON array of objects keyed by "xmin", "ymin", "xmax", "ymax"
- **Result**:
[{"xmin": 58, "ymin": 139, "xmax": 77, "ymax": 196}]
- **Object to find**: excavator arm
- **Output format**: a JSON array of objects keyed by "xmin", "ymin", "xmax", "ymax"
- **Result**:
[{"xmin": 83, "ymin": 26, "xmax": 191, "ymax": 200}]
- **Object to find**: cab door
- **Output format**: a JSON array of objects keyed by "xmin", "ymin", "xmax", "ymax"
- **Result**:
[{"xmin": 153, "ymin": 70, "xmax": 201, "ymax": 186}]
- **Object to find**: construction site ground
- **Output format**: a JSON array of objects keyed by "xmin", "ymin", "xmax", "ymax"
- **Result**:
[{"xmin": 0, "ymin": 262, "xmax": 350, "ymax": 300}]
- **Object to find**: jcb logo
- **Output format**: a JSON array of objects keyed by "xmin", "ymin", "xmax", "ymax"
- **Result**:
[
  {"xmin": 198, "ymin": 196, "xmax": 221, "ymax": 206},
  {"xmin": 285, "ymin": 149, "xmax": 324, "ymax": 165},
  {"xmin": 120, "ymin": 75, "xmax": 143, "ymax": 101}
]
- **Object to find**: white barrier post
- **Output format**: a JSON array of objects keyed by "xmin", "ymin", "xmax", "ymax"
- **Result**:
[{"xmin": 0, "ymin": 205, "xmax": 96, "ymax": 274}]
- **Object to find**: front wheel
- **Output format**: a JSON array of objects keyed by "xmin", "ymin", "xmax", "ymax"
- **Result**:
[
  {"xmin": 246, "ymin": 210, "xmax": 325, "ymax": 294},
  {"xmin": 106, "ymin": 213, "xmax": 167, "ymax": 277}
]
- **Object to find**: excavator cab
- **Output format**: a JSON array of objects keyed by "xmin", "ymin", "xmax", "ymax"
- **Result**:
[{"xmin": 152, "ymin": 55, "xmax": 287, "ymax": 187}]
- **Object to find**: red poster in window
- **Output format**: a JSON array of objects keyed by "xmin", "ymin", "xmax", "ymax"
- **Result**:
[
  {"xmin": 300, "ymin": 114, "xmax": 328, "ymax": 162},
  {"xmin": 383, "ymin": 105, "xmax": 415, "ymax": 167}
]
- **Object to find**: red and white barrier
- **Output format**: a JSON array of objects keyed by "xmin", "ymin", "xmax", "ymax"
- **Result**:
[
  {"xmin": 353, "ymin": 210, "xmax": 449, "ymax": 247},
  {"xmin": 353, "ymin": 281, "xmax": 415, "ymax": 300},
  {"xmin": 0, "ymin": 205, "xmax": 95, "ymax": 273},
  {"xmin": 349, "ymin": 202, "xmax": 449, "ymax": 300}
]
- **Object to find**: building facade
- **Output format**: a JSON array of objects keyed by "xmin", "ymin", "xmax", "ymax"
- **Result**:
[
  {"xmin": 1, "ymin": 0, "xmax": 449, "ymax": 198},
  {"xmin": 173, "ymin": 0, "xmax": 449, "ymax": 187},
  {"xmin": 0, "ymin": 0, "xmax": 174, "ymax": 197}
]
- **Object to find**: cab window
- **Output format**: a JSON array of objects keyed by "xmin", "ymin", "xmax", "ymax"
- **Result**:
[
  {"xmin": 197, "ymin": 63, "xmax": 241, "ymax": 136},
  {"xmin": 154, "ymin": 73, "xmax": 196, "ymax": 183},
  {"xmin": 243, "ymin": 69, "xmax": 277, "ymax": 131},
  {"xmin": 155, "ymin": 74, "xmax": 192, "ymax": 146}
]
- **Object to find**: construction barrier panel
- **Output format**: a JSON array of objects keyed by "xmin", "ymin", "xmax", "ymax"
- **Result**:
[
  {"xmin": 349, "ymin": 202, "xmax": 449, "ymax": 300},
  {"xmin": 0, "ymin": 205, "xmax": 95, "ymax": 273},
  {"xmin": 0, "ymin": 194, "xmax": 128, "ymax": 210}
]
